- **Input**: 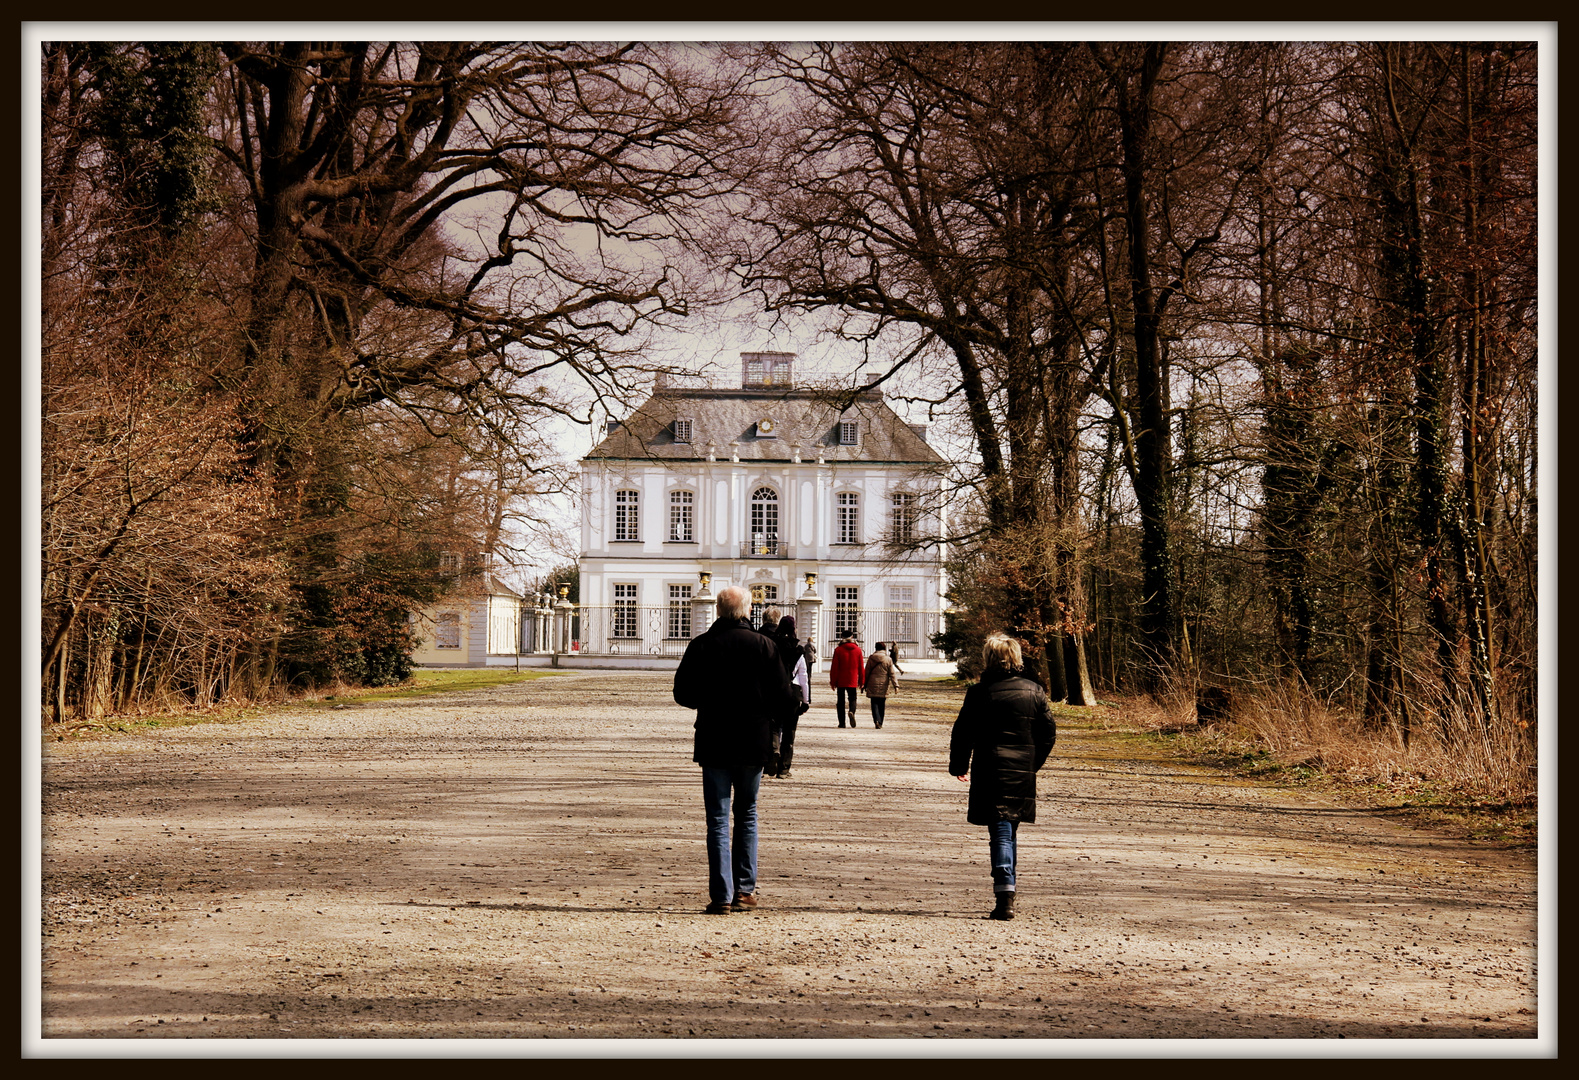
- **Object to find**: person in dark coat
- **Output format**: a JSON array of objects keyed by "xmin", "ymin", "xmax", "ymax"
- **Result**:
[
  {"xmin": 767, "ymin": 614, "xmax": 810, "ymax": 777},
  {"xmin": 674, "ymin": 586, "xmax": 798, "ymax": 914},
  {"xmin": 948, "ymin": 632, "xmax": 1057, "ymax": 921},
  {"xmin": 757, "ymin": 605, "xmax": 783, "ymax": 774},
  {"xmin": 758, "ymin": 605, "xmax": 781, "ymax": 636}
]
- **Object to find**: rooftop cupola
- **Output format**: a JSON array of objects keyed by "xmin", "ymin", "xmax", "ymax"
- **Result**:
[{"xmin": 741, "ymin": 351, "xmax": 795, "ymax": 389}]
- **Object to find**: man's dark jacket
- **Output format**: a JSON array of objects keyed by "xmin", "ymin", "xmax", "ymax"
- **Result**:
[
  {"xmin": 674, "ymin": 615, "xmax": 797, "ymax": 769},
  {"xmin": 948, "ymin": 670, "xmax": 1057, "ymax": 825}
]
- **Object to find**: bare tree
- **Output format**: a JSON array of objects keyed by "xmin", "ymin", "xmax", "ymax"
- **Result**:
[
  {"xmin": 39, "ymin": 40, "xmax": 767, "ymax": 709},
  {"xmin": 722, "ymin": 42, "xmax": 1113, "ymax": 698},
  {"xmin": 1337, "ymin": 41, "xmax": 1537, "ymax": 730}
]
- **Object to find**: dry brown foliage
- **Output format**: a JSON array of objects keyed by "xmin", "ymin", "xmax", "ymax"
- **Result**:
[{"xmin": 1088, "ymin": 675, "xmax": 1536, "ymax": 843}]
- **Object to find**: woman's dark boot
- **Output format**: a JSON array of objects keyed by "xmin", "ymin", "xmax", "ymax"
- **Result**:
[{"xmin": 988, "ymin": 892, "xmax": 1016, "ymax": 920}]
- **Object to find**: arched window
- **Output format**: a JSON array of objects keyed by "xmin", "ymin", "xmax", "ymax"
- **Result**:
[
  {"xmin": 614, "ymin": 489, "xmax": 639, "ymax": 541},
  {"xmin": 749, "ymin": 486, "xmax": 779, "ymax": 555}
]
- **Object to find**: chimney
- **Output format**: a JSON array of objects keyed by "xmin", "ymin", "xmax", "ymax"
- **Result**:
[{"xmin": 907, "ymin": 423, "xmax": 929, "ymax": 443}]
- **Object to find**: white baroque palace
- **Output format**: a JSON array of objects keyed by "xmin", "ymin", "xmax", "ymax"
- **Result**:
[{"xmin": 577, "ymin": 353, "xmax": 947, "ymax": 662}]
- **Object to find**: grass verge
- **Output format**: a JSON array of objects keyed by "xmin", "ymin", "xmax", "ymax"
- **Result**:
[{"xmin": 45, "ymin": 668, "xmax": 563, "ymax": 740}]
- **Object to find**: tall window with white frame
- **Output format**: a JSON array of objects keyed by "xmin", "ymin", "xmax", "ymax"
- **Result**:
[
  {"xmin": 838, "ymin": 419, "xmax": 859, "ymax": 446},
  {"xmin": 836, "ymin": 491, "xmax": 859, "ymax": 544},
  {"xmin": 614, "ymin": 489, "xmax": 640, "ymax": 541},
  {"xmin": 669, "ymin": 489, "xmax": 694, "ymax": 542},
  {"xmin": 890, "ymin": 491, "xmax": 918, "ymax": 545},
  {"xmin": 749, "ymin": 486, "xmax": 779, "ymax": 555},
  {"xmin": 613, "ymin": 583, "xmax": 639, "ymax": 639},
  {"xmin": 834, "ymin": 586, "xmax": 860, "ymax": 642},
  {"xmin": 887, "ymin": 585, "xmax": 916, "ymax": 643},
  {"xmin": 667, "ymin": 584, "xmax": 693, "ymax": 639}
]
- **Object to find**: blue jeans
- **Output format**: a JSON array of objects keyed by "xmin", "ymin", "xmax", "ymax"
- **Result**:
[
  {"xmin": 702, "ymin": 766, "xmax": 763, "ymax": 905},
  {"xmin": 989, "ymin": 820, "xmax": 1019, "ymax": 893}
]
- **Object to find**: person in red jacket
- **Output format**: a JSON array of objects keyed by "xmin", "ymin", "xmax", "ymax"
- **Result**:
[{"xmin": 829, "ymin": 630, "xmax": 865, "ymax": 728}]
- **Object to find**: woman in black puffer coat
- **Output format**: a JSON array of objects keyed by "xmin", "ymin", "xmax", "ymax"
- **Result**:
[
  {"xmin": 948, "ymin": 632, "xmax": 1056, "ymax": 920},
  {"xmin": 768, "ymin": 615, "xmax": 810, "ymax": 777}
]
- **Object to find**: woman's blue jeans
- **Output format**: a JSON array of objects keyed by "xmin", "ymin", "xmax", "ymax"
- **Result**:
[
  {"xmin": 702, "ymin": 766, "xmax": 762, "ymax": 905},
  {"xmin": 988, "ymin": 819, "xmax": 1019, "ymax": 893}
]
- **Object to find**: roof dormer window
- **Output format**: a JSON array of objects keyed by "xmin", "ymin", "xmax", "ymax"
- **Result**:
[
  {"xmin": 673, "ymin": 417, "xmax": 693, "ymax": 443},
  {"xmin": 838, "ymin": 419, "xmax": 859, "ymax": 445}
]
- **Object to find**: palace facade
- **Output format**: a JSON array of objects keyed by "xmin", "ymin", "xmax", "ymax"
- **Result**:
[{"xmin": 577, "ymin": 353, "xmax": 947, "ymax": 662}]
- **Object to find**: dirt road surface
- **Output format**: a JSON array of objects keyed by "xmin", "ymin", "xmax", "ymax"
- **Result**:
[{"xmin": 35, "ymin": 671, "xmax": 1541, "ymax": 1050}]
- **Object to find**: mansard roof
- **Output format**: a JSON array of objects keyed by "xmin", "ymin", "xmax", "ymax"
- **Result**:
[{"xmin": 584, "ymin": 385, "xmax": 944, "ymax": 465}]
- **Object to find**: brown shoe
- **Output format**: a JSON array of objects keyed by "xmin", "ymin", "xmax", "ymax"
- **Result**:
[
  {"xmin": 730, "ymin": 893, "xmax": 758, "ymax": 911},
  {"xmin": 704, "ymin": 901, "xmax": 732, "ymax": 915}
]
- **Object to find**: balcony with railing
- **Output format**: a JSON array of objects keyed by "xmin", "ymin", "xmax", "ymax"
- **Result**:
[{"xmin": 739, "ymin": 536, "xmax": 786, "ymax": 558}]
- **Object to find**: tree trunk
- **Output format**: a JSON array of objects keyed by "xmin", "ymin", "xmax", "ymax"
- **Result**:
[
  {"xmin": 1065, "ymin": 633, "xmax": 1095, "ymax": 706},
  {"xmin": 1107, "ymin": 42, "xmax": 1176, "ymax": 683},
  {"xmin": 1455, "ymin": 42, "xmax": 1498, "ymax": 729}
]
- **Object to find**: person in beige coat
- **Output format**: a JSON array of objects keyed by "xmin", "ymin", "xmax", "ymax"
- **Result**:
[{"xmin": 863, "ymin": 642, "xmax": 901, "ymax": 728}]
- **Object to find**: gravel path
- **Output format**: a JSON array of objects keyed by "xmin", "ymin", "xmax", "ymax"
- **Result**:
[{"xmin": 37, "ymin": 671, "xmax": 1540, "ymax": 1046}]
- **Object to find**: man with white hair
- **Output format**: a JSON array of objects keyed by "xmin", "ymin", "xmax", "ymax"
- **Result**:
[{"xmin": 674, "ymin": 584, "xmax": 797, "ymax": 914}]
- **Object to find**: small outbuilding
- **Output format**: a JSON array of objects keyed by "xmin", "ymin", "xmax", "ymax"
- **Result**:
[{"xmin": 410, "ymin": 572, "xmax": 526, "ymax": 668}]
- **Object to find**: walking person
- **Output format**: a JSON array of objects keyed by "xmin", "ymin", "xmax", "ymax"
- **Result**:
[
  {"xmin": 829, "ymin": 630, "xmax": 865, "ymax": 727},
  {"xmin": 759, "ymin": 604, "xmax": 782, "ymax": 773},
  {"xmin": 863, "ymin": 641, "xmax": 900, "ymax": 729},
  {"xmin": 949, "ymin": 633, "xmax": 1057, "ymax": 921},
  {"xmin": 769, "ymin": 614, "xmax": 810, "ymax": 777},
  {"xmin": 674, "ymin": 585, "xmax": 798, "ymax": 914},
  {"xmin": 758, "ymin": 605, "xmax": 781, "ymax": 636}
]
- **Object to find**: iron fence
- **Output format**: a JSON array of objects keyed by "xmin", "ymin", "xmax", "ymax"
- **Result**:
[
  {"xmin": 573, "ymin": 604, "xmax": 694, "ymax": 657},
  {"xmin": 820, "ymin": 606, "xmax": 943, "ymax": 661}
]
